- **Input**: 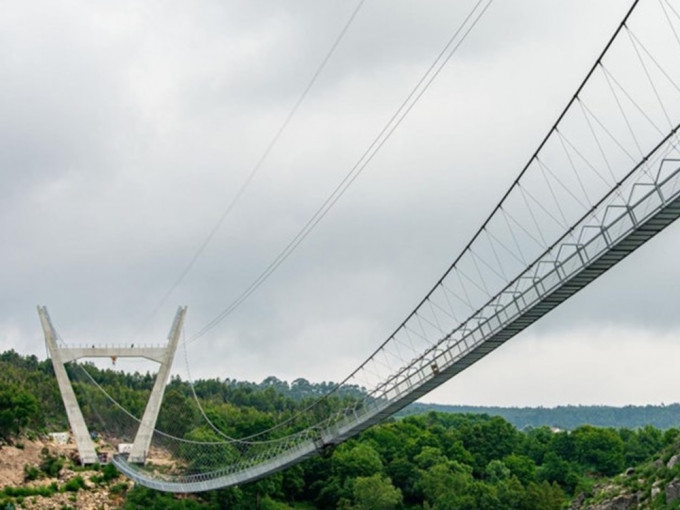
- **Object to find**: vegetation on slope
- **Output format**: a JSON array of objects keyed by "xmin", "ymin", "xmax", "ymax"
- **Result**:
[
  {"xmin": 1, "ymin": 350, "xmax": 680, "ymax": 509},
  {"xmin": 400, "ymin": 403, "xmax": 680, "ymax": 431}
]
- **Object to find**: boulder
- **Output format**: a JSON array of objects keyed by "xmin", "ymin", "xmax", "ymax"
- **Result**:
[
  {"xmin": 589, "ymin": 493, "xmax": 638, "ymax": 510},
  {"xmin": 667, "ymin": 478, "xmax": 680, "ymax": 504},
  {"xmin": 571, "ymin": 492, "xmax": 586, "ymax": 509}
]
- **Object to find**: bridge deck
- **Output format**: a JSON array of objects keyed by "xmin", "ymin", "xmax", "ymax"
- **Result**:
[{"xmin": 114, "ymin": 154, "xmax": 680, "ymax": 493}]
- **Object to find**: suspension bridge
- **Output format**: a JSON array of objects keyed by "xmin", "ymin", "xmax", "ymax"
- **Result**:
[{"xmin": 40, "ymin": 0, "xmax": 680, "ymax": 493}]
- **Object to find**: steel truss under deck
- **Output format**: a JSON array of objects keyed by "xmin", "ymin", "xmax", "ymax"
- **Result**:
[{"xmin": 114, "ymin": 128, "xmax": 680, "ymax": 493}]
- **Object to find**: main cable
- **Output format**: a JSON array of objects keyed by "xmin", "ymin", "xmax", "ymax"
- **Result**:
[
  {"xmin": 187, "ymin": 0, "xmax": 643, "ymax": 439},
  {"xmin": 187, "ymin": 0, "xmax": 496, "ymax": 344},
  {"xmin": 142, "ymin": 0, "xmax": 367, "ymax": 328},
  {"xmin": 179, "ymin": 0, "xmax": 497, "ymax": 444}
]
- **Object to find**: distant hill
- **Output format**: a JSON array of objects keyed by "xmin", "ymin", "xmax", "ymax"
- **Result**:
[{"xmin": 398, "ymin": 402, "xmax": 680, "ymax": 430}]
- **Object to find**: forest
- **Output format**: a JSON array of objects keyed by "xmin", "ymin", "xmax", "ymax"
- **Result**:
[{"xmin": 1, "ymin": 349, "xmax": 680, "ymax": 509}]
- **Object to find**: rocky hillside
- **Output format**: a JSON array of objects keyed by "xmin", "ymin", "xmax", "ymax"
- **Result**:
[
  {"xmin": 0, "ymin": 437, "xmax": 129, "ymax": 509},
  {"xmin": 572, "ymin": 445, "xmax": 680, "ymax": 509}
]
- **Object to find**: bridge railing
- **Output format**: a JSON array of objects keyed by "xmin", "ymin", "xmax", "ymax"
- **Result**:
[{"xmin": 314, "ymin": 145, "xmax": 680, "ymax": 441}]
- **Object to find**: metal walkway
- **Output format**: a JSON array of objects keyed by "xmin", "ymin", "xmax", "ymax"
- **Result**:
[{"xmin": 114, "ymin": 127, "xmax": 680, "ymax": 492}]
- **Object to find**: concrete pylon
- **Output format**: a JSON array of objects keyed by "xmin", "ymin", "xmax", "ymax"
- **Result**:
[
  {"xmin": 39, "ymin": 307, "xmax": 99, "ymax": 464},
  {"xmin": 128, "ymin": 307, "xmax": 185, "ymax": 463},
  {"xmin": 38, "ymin": 306, "xmax": 187, "ymax": 465}
]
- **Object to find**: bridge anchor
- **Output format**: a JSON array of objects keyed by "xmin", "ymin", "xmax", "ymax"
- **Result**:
[{"xmin": 37, "ymin": 305, "xmax": 187, "ymax": 465}]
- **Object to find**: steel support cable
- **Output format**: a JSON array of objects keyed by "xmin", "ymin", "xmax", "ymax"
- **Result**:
[
  {"xmin": 518, "ymin": 185, "xmax": 549, "ymax": 247},
  {"xmin": 483, "ymin": 227, "xmax": 526, "ymax": 266},
  {"xmin": 577, "ymin": 97, "xmax": 619, "ymax": 184},
  {"xmin": 47, "ymin": 331, "xmax": 222, "ymax": 445},
  {"xmin": 600, "ymin": 66, "xmax": 668, "ymax": 138},
  {"xmin": 427, "ymin": 298, "xmax": 446, "ymax": 332},
  {"xmin": 345, "ymin": 124, "xmax": 680, "ymax": 416},
  {"xmin": 626, "ymin": 28, "xmax": 675, "ymax": 129},
  {"xmin": 555, "ymin": 129, "xmax": 594, "ymax": 206},
  {"xmin": 417, "ymin": 306, "xmax": 446, "ymax": 336},
  {"xmin": 499, "ymin": 208, "xmax": 527, "ymax": 264},
  {"xmin": 468, "ymin": 245, "xmax": 506, "ymax": 281},
  {"xmin": 534, "ymin": 169, "xmax": 584, "ymax": 251},
  {"xmin": 502, "ymin": 208, "xmax": 546, "ymax": 249},
  {"xmin": 628, "ymin": 26, "xmax": 680, "ymax": 149},
  {"xmin": 537, "ymin": 156, "xmax": 589, "ymax": 211},
  {"xmin": 440, "ymin": 280, "xmax": 474, "ymax": 311},
  {"xmin": 72, "ymin": 347, "xmax": 313, "ymax": 449},
  {"xmin": 116, "ymin": 0, "xmax": 649, "ymax": 454},
  {"xmin": 454, "ymin": 268, "xmax": 474, "ymax": 308},
  {"xmin": 414, "ymin": 310, "xmax": 432, "ymax": 341},
  {"xmin": 282, "ymin": 0, "xmax": 644, "ymax": 414},
  {"xmin": 660, "ymin": 0, "xmax": 680, "ymax": 49},
  {"xmin": 456, "ymin": 263, "xmax": 492, "ymax": 297},
  {"xmin": 427, "ymin": 294, "xmax": 458, "ymax": 322},
  {"xmin": 143, "ymin": 0, "xmax": 367, "ymax": 327},
  {"xmin": 158, "ymin": 0, "xmax": 496, "ymax": 446},
  {"xmin": 70, "ymin": 361, "xmax": 113, "ymax": 441},
  {"xmin": 187, "ymin": 0, "xmax": 496, "ymax": 344},
  {"xmin": 516, "ymin": 184, "xmax": 568, "ymax": 231},
  {"xmin": 483, "ymin": 229, "xmax": 509, "ymax": 280},
  {"xmin": 627, "ymin": 25, "xmax": 680, "ymax": 95},
  {"xmin": 181, "ymin": 332, "xmax": 247, "ymax": 443},
  {"xmin": 388, "ymin": 333, "xmax": 406, "ymax": 369},
  {"xmin": 591, "ymin": 63, "xmax": 680, "ymax": 163},
  {"xmin": 663, "ymin": 0, "xmax": 680, "ymax": 21},
  {"xmin": 468, "ymin": 248, "xmax": 493, "ymax": 295},
  {"xmin": 558, "ymin": 129, "xmax": 620, "ymax": 191},
  {"xmin": 602, "ymin": 56, "xmax": 646, "ymax": 162},
  {"xmin": 73, "ymin": 361, "xmax": 224, "ymax": 445},
  {"xmin": 390, "ymin": 332, "xmax": 417, "ymax": 359},
  {"xmin": 577, "ymin": 100, "xmax": 639, "ymax": 164}
]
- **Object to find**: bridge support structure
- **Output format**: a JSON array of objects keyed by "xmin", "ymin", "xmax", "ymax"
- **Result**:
[{"xmin": 37, "ymin": 305, "xmax": 187, "ymax": 465}]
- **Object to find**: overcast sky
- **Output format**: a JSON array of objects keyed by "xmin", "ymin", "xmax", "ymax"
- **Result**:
[{"xmin": 3, "ymin": 0, "xmax": 680, "ymax": 408}]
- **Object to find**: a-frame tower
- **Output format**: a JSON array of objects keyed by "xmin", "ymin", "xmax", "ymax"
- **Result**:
[{"xmin": 38, "ymin": 305, "xmax": 187, "ymax": 464}]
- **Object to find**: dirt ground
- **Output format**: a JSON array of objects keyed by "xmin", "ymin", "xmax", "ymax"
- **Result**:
[{"xmin": 0, "ymin": 437, "xmax": 125, "ymax": 509}]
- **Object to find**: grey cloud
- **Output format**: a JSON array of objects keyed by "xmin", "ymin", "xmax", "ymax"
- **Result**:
[{"xmin": 2, "ymin": 0, "xmax": 678, "ymax": 407}]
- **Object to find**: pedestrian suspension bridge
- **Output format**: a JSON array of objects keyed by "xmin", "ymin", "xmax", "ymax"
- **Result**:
[{"xmin": 41, "ymin": 0, "xmax": 680, "ymax": 493}]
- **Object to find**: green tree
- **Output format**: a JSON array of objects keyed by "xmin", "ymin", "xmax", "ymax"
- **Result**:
[
  {"xmin": 352, "ymin": 473, "xmax": 402, "ymax": 510},
  {"xmin": 0, "ymin": 386, "xmax": 40, "ymax": 439},
  {"xmin": 332, "ymin": 443, "xmax": 384, "ymax": 479},
  {"xmin": 572, "ymin": 426, "xmax": 625, "ymax": 476},
  {"xmin": 417, "ymin": 460, "xmax": 475, "ymax": 509}
]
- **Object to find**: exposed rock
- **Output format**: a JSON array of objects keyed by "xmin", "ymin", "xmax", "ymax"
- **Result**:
[
  {"xmin": 667, "ymin": 478, "xmax": 680, "ymax": 504},
  {"xmin": 667, "ymin": 454, "xmax": 680, "ymax": 469},
  {"xmin": 623, "ymin": 467, "xmax": 635, "ymax": 476},
  {"xmin": 653, "ymin": 458, "xmax": 664, "ymax": 468},
  {"xmin": 571, "ymin": 492, "xmax": 586, "ymax": 509},
  {"xmin": 0, "ymin": 440, "xmax": 45, "ymax": 487},
  {"xmin": 588, "ymin": 493, "xmax": 638, "ymax": 510},
  {"xmin": 18, "ymin": 489, "xmax": 121, "ymax": 509},
  {"xmin": 59, "ymin": 467, "xmax": 77, "ymax": 482},
  {"xmin": 651, "ymin": 480, "xmax": 662, "ymax": 500}
]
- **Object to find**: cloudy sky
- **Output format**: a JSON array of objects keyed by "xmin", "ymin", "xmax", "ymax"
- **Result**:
[{"xmin": 3, "ymin": 0, "xmax": 680, "ymax": 408}]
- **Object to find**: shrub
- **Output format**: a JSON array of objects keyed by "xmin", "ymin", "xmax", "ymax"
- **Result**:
[
  {"xmin": 40, "ymin": 451, "xmax": 64, "ymax": 478},
  {"xmin": 23, "ymin": 464, "xmax": 40, "ymax": 481},
  {"xmin": 109, "ymin": 482, "xmax": 128, "ymax": 495},
  {"xmin": 61, "ymin": 476, "xmax": 86, "ymax": 493},
  {"xmin": 101, "ymin": 463, "xmax": 119, "ymax": 482}
]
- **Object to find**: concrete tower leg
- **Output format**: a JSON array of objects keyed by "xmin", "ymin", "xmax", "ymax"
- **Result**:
[
  {"xmin": 38, "ymin": 305, "xmax": 187, "ymax": 465},
  {"xmin": 128, "ymin": 306, "xmax": 186, "ymax": 463},
  {"xmin": 38, "ymin": 306, "xmax": 98, "ymax": 465}
]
